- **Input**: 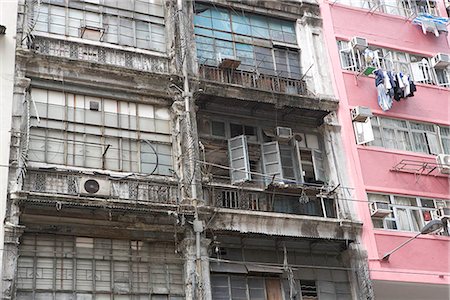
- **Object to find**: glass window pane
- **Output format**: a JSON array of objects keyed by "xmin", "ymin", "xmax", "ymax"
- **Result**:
[
  {"xmin": 380, "ymin": 118, "xmax": 408, "ymax": 128},
  {"xmin": 212, "ymin": 121, "xmax": 226, "ymax": 137},
  {"xmin": 386, "ymin": 219, "xmax": 397, "ymax": 230},
  {"xmin": 382, "ymin": 128, "xmax": 396, "ymax": 149},
  {"xmin": 367, "ymin": 194, "xmax": 390, "ymax": 203},
  {"xmin": 396, "ymin": 130, "xmax": 412, "ymax": 151},
  {"xmin": 393, "ymin": 196, "xmax": 416, "ymax": 206},
  {"xmin": 411, "ymin": 210, "xmax": 422, "ymax": 232},
  {"xmin": 420, "ymin": 199, "xmax": 435, "ymax": 208},
  {"xmin": 396, "ymin": 208, "xmax": 411, "ymax": 231},
  {"xmin": 372, "ymin": 218, "xmax": 384, "ymax": 229}
]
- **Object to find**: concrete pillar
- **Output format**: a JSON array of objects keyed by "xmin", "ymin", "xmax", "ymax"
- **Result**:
[
  {"xmin": 1, "ymin": 193, "xmax": 24, "ymax": 300},
  {"xmin": 0, "ymin": 1, "xmax": 19, "ymax": 295},
  {"xmin": 320, "ymin": 112, "xmax": 355, "ymax": 220},
  {"xmin": 9, "ymin": 77, "xmax": 31, "ymax": 193},
  {"xmin": 342, "ymin": 244, "xmax": 374, "ymax": 300},
  {"xmin": 181, "ymin": 231, "xmax": 211, "ymax": 300}
]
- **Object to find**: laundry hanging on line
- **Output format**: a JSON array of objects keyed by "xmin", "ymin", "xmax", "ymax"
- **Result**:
[
  {"xmin": 412, "ymin": 13, "xmax": 449, "ymax": 37},
  {"xmin": 373, "ymin": 69, "xmax": 416, "ymax": 111}
]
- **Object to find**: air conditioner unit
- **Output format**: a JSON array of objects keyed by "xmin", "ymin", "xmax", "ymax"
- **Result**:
[
  {"xmin": 276, "ymin": 126, "xmax": 293, "ymax": 139},
  {"xmin": 431, "ymin": 53, "xmax": 450, "ymax": 68},
  {"xmin": 350, "ymin": 36, "xmax": 368, "ymax": 51},
  {"xmin": 79, "ymin": 177, "xmax": 110, "ymax": 197},
  {"xmin": 351, "ymin": 106, "xmax": 373, "ymax": 122},
  {"xmin": 436, "ymin": 154, "xmax": 450, "ymax": 174},
  {"xmin": 370, "ymin": 202, "xmax": 392, "ymax": 218},
  {"xmin": 438, "ymin": 207, "xmax": 450, "ymax": 219},
  {"xmin": 217, "ymin": 54, "xmax": 241, "ymax": 69}
]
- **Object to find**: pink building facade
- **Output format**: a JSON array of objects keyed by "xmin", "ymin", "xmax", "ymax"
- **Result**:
[{"xmin": 320, "ymin": 0, "xmax": 450, "ymax": 299}]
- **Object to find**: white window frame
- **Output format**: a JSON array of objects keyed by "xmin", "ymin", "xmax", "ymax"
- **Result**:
[
  {"xmin": 334, "ymin": 0, "xmax": 439, "ymax": 17},
  {"xmin": 201, "ymin": 118, "xmax": 327, "ymax": 186},
  {"xmin": 337, "ymin": 40, "xmax": 448, "ymax": 88},
  {"xmin": 369, "ymin": 193, "xmax": 448, "ymax": 232},
  {"xmin": 370, "ymin": 116, "xmax": 446, "ymax": 155}
]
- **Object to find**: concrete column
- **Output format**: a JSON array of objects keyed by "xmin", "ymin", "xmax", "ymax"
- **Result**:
[
  {"xmin": 0, "ymin": 1, "xmax": 19, "ymax": 295},
  {"xmin": 1, "ymin": 193, "xmax": 24, "ymax": 300},
  {"xmin": 342, "ymin": 244, "xmax": 374, "ymax": 300},
  {"xmin": 181, "ymin": 231, "xmax": 211, "ymax": 300},
  {"xmin": 320, "ymin": 112, "xmax": 354, "ymax": 220},
  {"xmin": 9, "ymin": 77, "xmax": 31, "ymax": 193},
  {"xmin": 200, "ymin": 237, "xmax": 212, "ymax": 300}
]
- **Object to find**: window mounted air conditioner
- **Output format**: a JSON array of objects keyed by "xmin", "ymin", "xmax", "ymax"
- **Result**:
[
  {"xmin": 438, "ymin": 207, "xmax": 450, "ymax": 219},
  {"xmin": 370, "ymin": 202, "xmax": 392, "ymax": 218},
  {"xmin": 350, "ymin": 36, "xmax": 368, "ymax": 51},
  {"xmin": 79, "ymin": 177, "xmax": 111, "ymax": 197},
  {"xmin": 431, "ymin": 53, "xmax": 450, "ymax": 68},
  {"xmin": 436, "ymin": 154, "xmax": 450, "ymax": 174},
  {"xmin": 276, "ymin": 126, "xmax": 293, "ymax": 139},
  {"xmin": 351, "ymin": 106, "xmax": 373, "ymax": 122}
]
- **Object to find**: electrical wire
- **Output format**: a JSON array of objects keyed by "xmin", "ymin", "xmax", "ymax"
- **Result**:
[{"xmin": 208, "ymin": 257, "xmax": 450, "ymax": 277}]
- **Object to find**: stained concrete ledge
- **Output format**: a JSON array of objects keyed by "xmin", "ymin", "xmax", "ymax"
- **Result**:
[
  {"xmin": 197, "ymin": 79, "xmax": 339, "ymax": 112},
  {"xmin": 207, "ymin": 207, "xmax": 363, "ymax": 241}
]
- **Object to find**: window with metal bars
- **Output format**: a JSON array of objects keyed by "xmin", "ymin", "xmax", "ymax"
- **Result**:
[
  {"xmin": 28, "ymin": 88, "xmax": 173, "ymax": 175},
  {"xmin": 337, "ymin": 40, "xmax": 448, "ymax": 87},
  {"xmin": 33, "ymin": 0, "xmax": 166, "ymax": 52},
  {"xmin": 333, "ymin": 0, "xmax": 439, "ymax": 16},
  {"xmin": 17, "ymin": 234, "xmax": 185, "ymax": 299}
]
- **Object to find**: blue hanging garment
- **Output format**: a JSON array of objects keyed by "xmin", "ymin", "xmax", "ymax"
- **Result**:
[{"xmin": 412, "ymin": 14, "xmax": 449, "ymax": 37}]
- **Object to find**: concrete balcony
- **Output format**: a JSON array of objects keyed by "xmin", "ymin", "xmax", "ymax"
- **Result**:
[
  {"xmin": 199, "ymin": 64, "xmax": 307, "ymax": 96},
  {"xmin": 202, "ymin": 184, "xmax": 361, "ymax": 240},
  {"xmin": 32, "ymin": 36, "xmax": 169, "ymax": 74},
  {"xmin": 22, "ymin": 170, "xmax": 179, "ymax": 207},
  {"xmin": 196, "ymin": 64, "xmax": 339, "ymax": 114}
]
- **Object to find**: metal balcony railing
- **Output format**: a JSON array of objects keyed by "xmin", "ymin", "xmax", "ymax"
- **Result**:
[
  {"xmin": 204, "ymin": 185, "xmax": 346, "ymax": 219},
  {"xmin": 198, "ymin": 65, "xmax": 307, "ymax": 96},
  {"xmin": 333, "ymin": 0, "xmax": 439, "ymax": 17},
  {"xmin": 31, "ymin": 36, "xmax": 169, "ymax": 74},
  {"xmin": 24, "ymin": 171, "xmax": 179, "ymax": 205}
]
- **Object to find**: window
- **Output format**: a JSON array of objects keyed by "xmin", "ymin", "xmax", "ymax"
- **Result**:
[
  {"xmin": 300, "ymin": 280, "xmax": 318, "ymax": 300},
  {"xmin": 441, "ymin": 127, "xmax": 450, "ymax": 154},
  {"xmin": 370, "ymin": 116, "xmax": 447, "ymax": 155},
  {"xmin": 369, "ymin": 193, "xmax": 449, "ymax": 232},
  {"xmin": 337, "ymin": 40, "xmax": 446, "ymax": 87},
  {"xmin": 228, "ymin": 135, "xmax": 252, "ymax": 184},
  {"xmin": 435, "ymin": 68, "xmax": 450, "ymax": 87},
  {"xmin": 334, "ymin": 0, "xmax": 439, "ymax": 16},
  {"xmin": 211, "ymin": 274, "xmax": 283, "ymax": 300},
  {"xmin": 29, "ymin": 88, "xmax": 173, "ymax": 175},
  {"xmin": 34, "ymin": 0, "xmax": 166, "ymax": 52},
  {"xmin": 17, "ymin": 234, "xmax": 184, "ymax": 299},
  {"xmin": 257, "ymin": 136, "xmax": 325, "ymax": 185},
  {"xmin": 199, "ymin": 118, "xmax": 326, "ymax": 186},
  {"xmin": 194, "ymin": 4, "xmax": 300, "ymax": 78}
]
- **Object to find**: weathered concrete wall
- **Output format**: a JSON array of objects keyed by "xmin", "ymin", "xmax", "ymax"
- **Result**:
[{"xmin": 0, "ymin": 1, "xmax": 19, "ymax": 294}]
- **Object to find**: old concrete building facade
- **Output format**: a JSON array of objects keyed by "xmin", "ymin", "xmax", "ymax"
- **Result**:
[{"xmin": 1, "ymin": 0, "xmax": 371, "ymax": 299}]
